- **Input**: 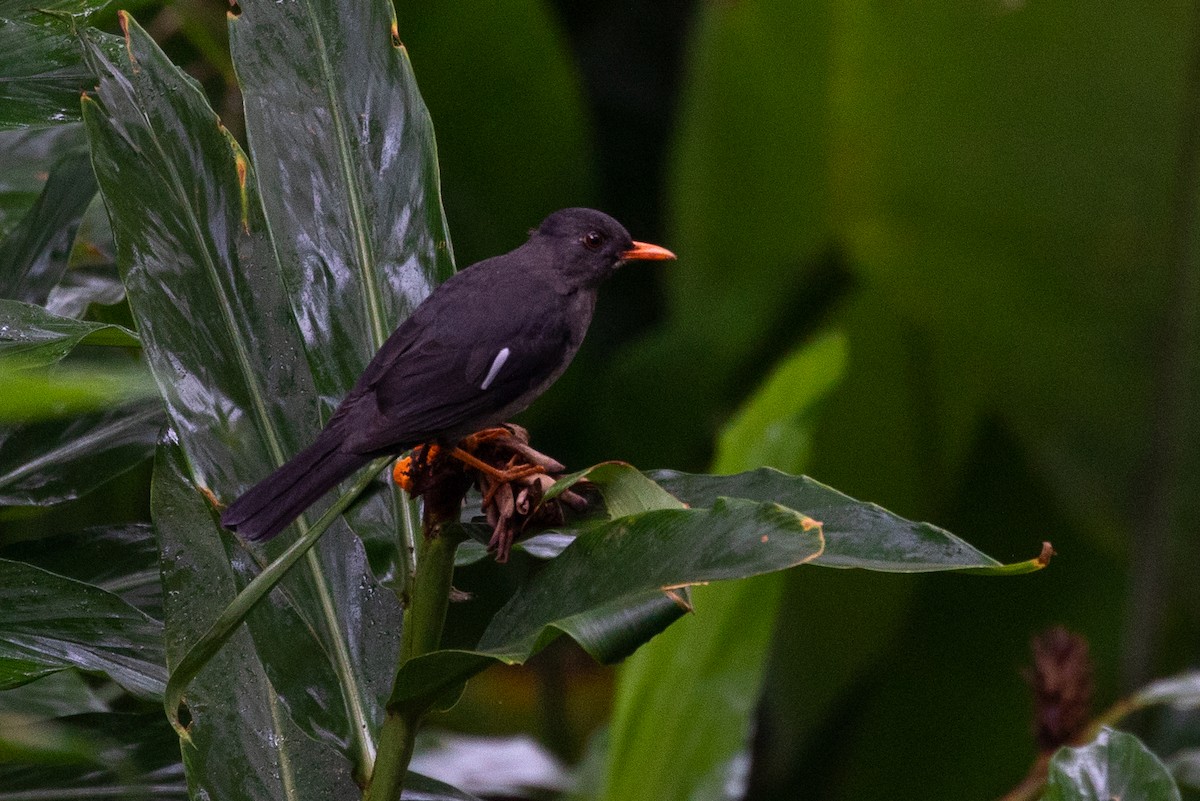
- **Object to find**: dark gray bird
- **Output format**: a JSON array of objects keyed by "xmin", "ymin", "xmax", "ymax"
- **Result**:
[{"xmin": 221, "ymin": 208, "xmax": 675, "ymax": 541}]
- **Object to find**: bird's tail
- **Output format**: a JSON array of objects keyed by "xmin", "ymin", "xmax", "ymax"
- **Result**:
[{"xmin": 220, "ymin": 430, "xmax": 372, "ymax": 542}]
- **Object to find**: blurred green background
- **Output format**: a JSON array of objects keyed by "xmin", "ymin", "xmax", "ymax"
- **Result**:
[{"xmin": 5, "ymin": 0, "xmax": 1199, "ymax": 798}]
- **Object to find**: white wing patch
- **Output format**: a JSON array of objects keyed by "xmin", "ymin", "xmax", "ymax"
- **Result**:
[{"xmin": 480, "ymin": 347, "xmax": 511, "ymax": 390}]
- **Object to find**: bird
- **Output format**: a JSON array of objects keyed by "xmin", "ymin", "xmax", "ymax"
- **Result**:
[{"xmin": 220, "ymin": 208, "xmax": 676, "ymax": 542}]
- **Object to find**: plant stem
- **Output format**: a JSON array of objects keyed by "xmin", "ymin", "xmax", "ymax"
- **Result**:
[
  {"xmin": 366, "ymin": 710, "xmax": 419, "ymax": 801},
  {"xmin": 365, "ymin": 524, "xmax": 464, "ymax": 801}
]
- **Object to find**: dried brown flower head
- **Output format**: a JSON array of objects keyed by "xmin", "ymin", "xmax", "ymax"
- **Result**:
[
  {"xmin": 1023, "ymin": 626, "xmax": 1094, "ymax": 753},
  {"xmin": 393, "ymin": 425, "xmax": 587, "ymax": 562}
]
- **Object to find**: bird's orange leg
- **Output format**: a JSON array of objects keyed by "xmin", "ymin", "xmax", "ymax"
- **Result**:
[{"xmin": 449, "ymin": 447, "xmax": 542, "ymax": 483}]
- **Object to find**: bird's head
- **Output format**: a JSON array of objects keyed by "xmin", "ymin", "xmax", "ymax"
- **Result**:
[{"xmin": 533, "ymin": 208, "xmax": 675, "ymax": 288}]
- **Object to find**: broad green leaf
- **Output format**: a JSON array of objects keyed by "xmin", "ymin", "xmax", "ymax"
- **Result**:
[
  {"xmin": 153, "ymin": 445, "xmax": 361, "ymax": 801},
  {"xmin": 390, "ymin": 497, "xmax": 824, "ymax": 715},
  {"xmin": 0, "ymin": 362, "xmax": 157, "ymax": 422},
  {"xmin": 0, "ymin": 299, "xmax": 137, "ymax": 366},
  {"xmin": 0, "ymin": 148, "xmax": 97, "ymax": 303},
  {"xmin": 600, "ymin": 331, "xmax": 847, "ymax": 801},
  {"xmin": 0, "ymin": 400, "xmax": 161, "ymax": 503},
  {"xmin": 545, "ymin": 461, "xmax": 687, "ymax": 517},
  {"xmin": 160, "ymin": 453, "xmax": 390, "ymax": 745},
  {"xmin": 227, "ymin": 0, "xmax": 456, "ymax": 581},
  {"xmin": 714, "ymin": 330, "xmax": 847, "ymax": 476},
  {"xmin": 0, "ymin": 524, "xmax": 161, "ymax": 618},
  {"xmin": 0, "ymin": 17, "xmax": 121, "ymax": 130},
  {"xmin": 655, "ymin": 468, "xmax": 1050, "ymax": 574},
  {"xmin": 0, "ymin": 1, "xmax": 112, "ymax": 18},
  {"xmin": 81, "ymin": 14, "xmax": 403, "ymax": 770},
  {"xmin": 45, "ymin": 264, "xmax": 126, "ymax": 319},
  {"xmin": 0, "ymin": 557, "xmax": 165, "ymax": 698},
  {"xmin": 1044, "ymin": 728, "xmax": 1181, "ymax": 801}
]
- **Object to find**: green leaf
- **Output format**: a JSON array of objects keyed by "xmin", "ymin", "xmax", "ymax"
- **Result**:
[
  {"xmin": 0, "ymin": 524, "xmax": 162, "ymax": 618},
  {"xmin": 0, "ymin": 16, "xmax": 122, "ymax": 130},
  {"xmin": 0, "ymin": 557, "xmax": 165, "ymax": 698},
  {"xmin": 227, "ymin": 0, "xmax": 456, "ymax": 581},
  {"xmin": 80, "ymin": 14, "xmax": 404, "ymax": 772},
  {"xmin": 0, "ymin": 1, "xmax": 113, "ymax": 18},
  {"xmin": 390, "ymin": 495, "xmax": 824, "ymax": 715},
  {"xmin": 713, "ymin": 330, "xmax": 847, "ymax": 476},
  {"xmin": 153, "ymin": 445, "xmax": 362, "ymax": 800},
  {"xmin": 600, "ymin": 331, "xmax": 847, "ymax": 801},
  {"xmin": 0, "ymin": 361, "xmax": 157, "ymax": 422},
  {"xmin": 1044, "ymin": 728, "xmax": 1181, "ymax": 801},
  {"xmin": 0, "ymin": 147, "xmax": 97, "ymax": 303},
  {"xmin": 654, "ymin": 468, "xmax": 1051, "ymax": 573},
  {"xmin": 160, "ymin": 453, "xmax": 390, "ymax": 745},
  {"xmin": 0, "ymin": 299, "xmax": 137, "ymax": 366},
  {"xmin": 0, "ymin": 400, "xmax": 161, "ymax": 503}
]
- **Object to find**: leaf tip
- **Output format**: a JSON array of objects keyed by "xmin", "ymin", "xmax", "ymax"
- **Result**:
[
  {"xmin": 664, "ymin": 588, "xmax": 693, "ymax": 613},
  {"xmin": 117, "ymin": 11, "xmax": 138, "ymax": 66},
  {"xmin": 167, "ymin": 699, "xmax": 194, "ymax": 746},
  {"xmin": 1037, "ymin": 541, "xmax": 1055, "ymax": 568}
]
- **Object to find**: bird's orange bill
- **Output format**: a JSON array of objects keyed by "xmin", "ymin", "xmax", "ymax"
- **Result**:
[{"xmin": 621, "ymin": 241, "xmax": 676, "ymax": 261}]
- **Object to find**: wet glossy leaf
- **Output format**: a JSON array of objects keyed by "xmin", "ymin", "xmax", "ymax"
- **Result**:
[
  {"xmin": 228, "ymin": 0, "xmax": 456, "ymax": 580},
  {"xmin": 0, "ymin": 557, "xmax": 165, "ymax": 698},
  {"xmin": 0, "ymin": 524, "xmax": 161, "ymax": 618},
  {"xmin": 0, "ymin": 299, "xmax": 137, "ymax": 366},
  {"xmin": 0, "ymin": 1, "xmax": 112, "ymax": 17},
  {"xmin": 654, "ymin": 468, "xmax": 1049, "ymax": 573},
  {"xmin": 81, "ymin": 14, "xmax": 402, "ymax": 771},
  {"xmin": 402, "ymin": 772, "xmax": 486, "ymax": 801},
  {"xmin": 0, "ymin": 400, "xmax": 161, "ymax": 503},
  {"xmin": 153, "ymin": 445, "xmax": 361, "ymax": 801},
  {"xmin": 390, "ymin": 496, "xmax": 824, "ymax": 714},
  {"xmin": 0, "ymin": 17, "xmax": 121, "ymax": 130},
  {"xmin": 1044, "ymin": 728, "xmax": 1181, "ymax": 801}
]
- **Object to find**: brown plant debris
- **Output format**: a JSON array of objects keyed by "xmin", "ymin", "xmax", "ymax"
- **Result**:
[
  {"xmin": 392, "ymin": 424, "xmax": 587, "ymax": 562},
  {"xmin": 1024, "ymin": 625, "xmax": 1095, "ymax": 753}
]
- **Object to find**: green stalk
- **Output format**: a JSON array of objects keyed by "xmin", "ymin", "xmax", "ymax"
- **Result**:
[{"xmin": 365, "ymin": 524, "xmax": 464, "ymax": 801}]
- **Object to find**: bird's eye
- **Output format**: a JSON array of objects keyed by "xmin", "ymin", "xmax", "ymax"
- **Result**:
[{"xmin": 582, "ymin": 231, "xmax": 604, "ymax": 251}]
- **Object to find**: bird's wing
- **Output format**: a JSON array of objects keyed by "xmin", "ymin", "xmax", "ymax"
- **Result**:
[{"xmin": 341, "ymin": 314, "xmax": 572, "ymax": 454}]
